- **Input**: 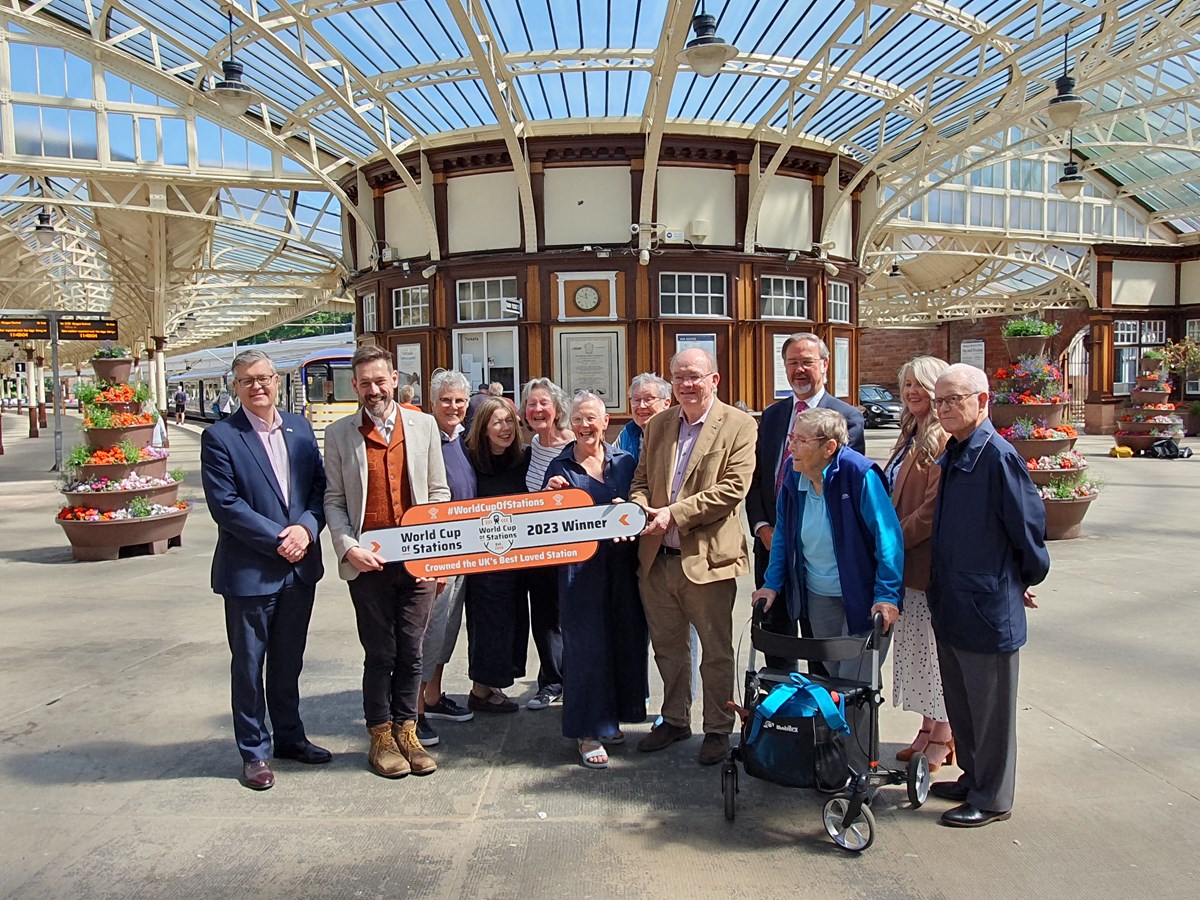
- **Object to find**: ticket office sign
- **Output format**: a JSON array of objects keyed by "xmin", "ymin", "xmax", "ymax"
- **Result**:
[{"xmin": 359, "ymin": 488, "xmax": 646, "ymax": 578}]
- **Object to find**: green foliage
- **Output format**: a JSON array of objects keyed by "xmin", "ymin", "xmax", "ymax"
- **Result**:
[
  {"xmin": 133, "ymin": 382, "xmax": 152, "ymax": 403},
  {"xmin": 1162, "ymin": 338, "xmax": 1200, "ymax": 377},
  {"xmin": 1188, "ymin": 401, "xmax": 1200, "ymax": 417},
  {"xmin": 169, "ymin": 468, "xmax": 185, "ymax": 482},
  {"xmin": 240, "ymin": 311, "xmax": 353, "ymax": 344},
  {"xmin": 118, "ymin": 439, "xmax": 140, "ymax": 464},
  {"xmin": 1000, "ymin": 316, "xmax": 1060, "ymax": 338},
  {"xmin": 66, "ymin": 444, "xmax": 91, "ymax": 469},
  {"xmin": 128, "ymin": 496, "xmax": 152, "ymax": 517},
  {"xmin": 84, "ymin": 405, "xmax": 114, "ymax": 429},
  {"xmin": 92, "ymin": 345, "xmax": 129, "ymax": 359},
  {"xmin": 73, "ymin": 383, "xmax": 100, "ymax": 405}
]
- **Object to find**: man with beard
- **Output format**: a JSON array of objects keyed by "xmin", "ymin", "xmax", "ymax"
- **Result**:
[
  {"xmin": 746, "ymin": 333, "xmax": 865, "ymax": 667},
  {"xmin": 324, "ymin": 345, "xmax": 450, "ymax": 779}
]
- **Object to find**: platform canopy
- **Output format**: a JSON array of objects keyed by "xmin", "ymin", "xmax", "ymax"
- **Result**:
[{"xmin": 0, "ymin": 0, "xmax": 1197, "ymax": 357}]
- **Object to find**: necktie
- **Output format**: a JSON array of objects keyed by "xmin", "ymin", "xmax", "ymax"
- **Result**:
[{"xmin": 775, "ymin": 400, "xmax": 808, "ymax": 494}]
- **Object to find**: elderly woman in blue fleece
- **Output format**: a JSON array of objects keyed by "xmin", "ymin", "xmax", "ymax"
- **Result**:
[{"xmin": 751, "ymin": 407, "xmax": 904, "ymax": 768}]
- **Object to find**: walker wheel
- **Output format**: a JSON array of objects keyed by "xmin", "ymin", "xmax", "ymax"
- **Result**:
[
  {"xmin": 721, "ymin": 763, "xmax": 737, "ymax": 820},
  {"xmin": 822, "ymin": 796, "xmax": 876, "ymax": 852},
  {"xmin": 907, "ymin": 753, "xmax": 930, "ymax": 808}
]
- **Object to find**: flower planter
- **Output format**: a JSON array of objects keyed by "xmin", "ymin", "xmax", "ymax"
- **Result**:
[
  {"xmin": 1135, "ymin": 375, "xmax": 1168, "ymax": 390},
  {"xmin": 83, "ymin": 422, "xmax": 155, "ymax": 451},
  {"xmin": 1028, "ymin": 466, "xmax": 1087, "ymax": 486},
  {"xmin": 93, "ymin": 400, "xmax": 142, "ymax": 415},
  {"xmin": 1007, "ymin": 437, "xmax": 1072, "ymax": 460},
  {"xmin": 92, "ymin": 358, "xmax": 134, "ymax": 384},
  {"xmin": 1003, "ymin": 336, "xmax": 1051, "ymax": 362},
  {"xmin": 1139, "ymin": 356, "xmax": 1166, "ymax": 371},
  {"xmin": 56, "ymin": 506, "xmax": 189, "ymax": 561},
  {"xmin": 1043, "ymin": 494, "xmax": 1096, "ymax": 541},
  {"xmin": 76, "ymin": 457, "xmax": 168, "ymax": 482},
  {"xmin": 61, "ymin": 482, "xmax": 179, "ymax": 513},
  {"xmin": 1123, "ymin": 419, "xmax": 1182, "ymax": 434},
  {"xmin": 990, "ymin": 403, "xmax": 1065, "ymax": 430},
  {"xmin": 1130, "ymin": 389, "xmax": 1170, "ymax": 404},
  {"xmin": 1115, "ymin": 433, "xmax": 1173, "ymax": 455}
]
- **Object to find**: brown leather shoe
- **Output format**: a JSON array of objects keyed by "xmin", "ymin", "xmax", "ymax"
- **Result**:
[
  {"xmin": 637, "ymin": 722, "xmax": 691, "ymax": 752},
  {"xmin": 698, "ymin": 733, "xmax": 729, "ymax": 766},
  {"xmin": 393, "ymin": 720, "xmax": 438, "ymax": 775},
  {"xmin": 242, "ymin": 759, "xmax": 275, "ymax": 790},
  {"xmin": 368, "ymin": 722, "xmax": 410, "ymax": 778}
]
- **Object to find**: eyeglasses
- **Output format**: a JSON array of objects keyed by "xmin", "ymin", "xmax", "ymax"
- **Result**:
[
  {"xmin": 932, "ymin": 393, "xmax": 976, "ymax": 409},
  {"xmin": 235, "ymin": 375, "xmax": 276, "ymax": 388},
  {"xmin": 787, "ymin": 433, "xmax": 826, "ymax": 445},
  {"xmin": 785, "ymin": 358, "xmax": 824, "ymax": 370},
  {"xmin": 671, "ymin": 372, "xmax": 716, "ymax": 386},
  {"xmin": 631, "ymin": 395, "xmax": 666, "ymax": 407}
]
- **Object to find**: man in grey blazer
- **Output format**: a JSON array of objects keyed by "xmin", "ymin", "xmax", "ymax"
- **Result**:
[{"xmin": 324, "ymin": 345, "xmax": 450, "ymax": 780}]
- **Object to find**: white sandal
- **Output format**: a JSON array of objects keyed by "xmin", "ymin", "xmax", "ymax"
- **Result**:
[{"xmin": 578, "ymin": 739, "xmax": 609, "ymax": 769}]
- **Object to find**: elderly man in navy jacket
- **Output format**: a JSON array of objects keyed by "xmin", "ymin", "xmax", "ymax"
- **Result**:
[
  {"xmin": 927, "ymin": 363, "xmax": 1050, "ymax": 828},
  {"xmin": 201, "ymin": 348, "xmax": 328, "ymax": 790}
]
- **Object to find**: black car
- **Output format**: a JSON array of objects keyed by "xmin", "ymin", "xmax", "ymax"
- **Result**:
[{"xmin": 859, "ymin": 384, "xmax": 903, "ymax": 428}]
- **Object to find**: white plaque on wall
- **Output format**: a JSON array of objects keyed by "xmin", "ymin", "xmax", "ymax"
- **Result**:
[
  {"xmin": 834, "ymin": 336, "xmax": 850, "ymax": 398},
  {"xmin": 960, "ymin": 339, "xmax": 986, "ymax": 370}
]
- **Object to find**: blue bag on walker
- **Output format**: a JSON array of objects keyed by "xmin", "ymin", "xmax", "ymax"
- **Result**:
[{"xmin": 741, "ymin": 672, "xmax": 851, "ymax": 789}]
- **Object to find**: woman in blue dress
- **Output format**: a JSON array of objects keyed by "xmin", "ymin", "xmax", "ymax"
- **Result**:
[{"xmin": 544, "ymin": 392, "xmax": 648, "ymax": 768}]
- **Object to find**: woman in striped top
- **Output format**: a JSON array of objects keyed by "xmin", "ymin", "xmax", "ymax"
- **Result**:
[{"xmin": 520, "ymin": 378, "xmax": 574, "ymax": 711}]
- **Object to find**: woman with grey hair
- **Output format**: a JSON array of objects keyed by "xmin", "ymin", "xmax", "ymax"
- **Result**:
[
  {"xmin": 520, "ymin": 377, "xmax": 574, "ymax": 710},
  {"xmin": 616, "ymin": 373, "xmax": 671, "ymax": 463},
  {"xmin": 544, "ymin": 392, "xmax": 646, "ymax": 767}
]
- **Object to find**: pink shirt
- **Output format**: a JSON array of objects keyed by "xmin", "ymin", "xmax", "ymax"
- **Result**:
[
  {"xmin": 664, "ymin": 398, "xmax": 715, "ymax": 549},
  {"xmin": 245, "ymin": 408, "xmax": 290, "ymax": 507}
]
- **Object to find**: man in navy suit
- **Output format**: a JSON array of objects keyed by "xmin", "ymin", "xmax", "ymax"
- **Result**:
[
  {"xmin": 746, "ymin": 333, "xmax": 865, "ymax": 665},
  {"xmin": 201, "ymin": 348, "xmax": 329, "ymax": 790},
  {"xmin": 927, "ymin": 363, "xmax": 1050, "ymax": 828}
]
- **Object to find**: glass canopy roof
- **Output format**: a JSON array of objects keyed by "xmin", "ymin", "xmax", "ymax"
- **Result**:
[{"xmin": 1, "ymin": 0, "xmax": 1196, "ymax": 353}]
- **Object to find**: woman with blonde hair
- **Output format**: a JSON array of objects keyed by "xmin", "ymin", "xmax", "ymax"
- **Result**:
[{"xmin": 884, "ymin": 355, "xmax": 955, "ymax": 771}]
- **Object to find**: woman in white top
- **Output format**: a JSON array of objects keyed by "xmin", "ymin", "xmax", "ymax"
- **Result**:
[{"xmin": 520, "ymin": 378, "xmax": 574, "ymax": 711}]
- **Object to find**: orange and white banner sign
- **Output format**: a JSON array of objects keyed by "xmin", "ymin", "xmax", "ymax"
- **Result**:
[{"xmin": 359, "ymin": 489, "xmax": 646, "ymax": 578}]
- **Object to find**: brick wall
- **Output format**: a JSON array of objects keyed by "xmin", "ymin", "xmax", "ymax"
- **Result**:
[{"xmin": 860, "ymin": 311, "xmax": 1092, "ymax": 391}]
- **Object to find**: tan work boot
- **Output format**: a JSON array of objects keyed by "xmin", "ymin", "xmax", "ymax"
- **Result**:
[
  {"xmin": 393, "ymin": 720, "xmax": 438, "ymax": 775},
  {"xmin": 368, "ymin": 722, "xmax": 410, "ymax": 778}
]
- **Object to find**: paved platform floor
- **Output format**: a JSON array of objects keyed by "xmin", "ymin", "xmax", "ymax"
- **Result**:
[{"xmin": 1, "ymin": 410, "xmax": 1198, "ymax": 899}]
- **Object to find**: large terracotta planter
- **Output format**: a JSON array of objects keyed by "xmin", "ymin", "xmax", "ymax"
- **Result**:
[
  {"xmin": 92, "ymin": 358, "xmax": 134, "ymax": 384},
  {"xmin": 93, "ymin": 400, "xmax": 142, "ymax": 414},
  {"xmin": 61, "ymin": 482, "xmax": 179, "ymax": 513},
  {"xmin": 76, "ymin": 457, "xmax": 167, "ymax": 482},
  {"xmin": 1004, "ymin": 336, "xmax": 1051, "ymax": 362},
  {"xmin": 1115, "ymin": 434, "xmax": 1172, "ymax": 455},
  {"xmin": 1028, "ymin": 466, "xmax": 1087, "ymax": 486},
  {"xmin": 1135, "ymin": 375, "xmax": 1169, "ymax": 390},
  {"xmin": 57, "ymin": 506, "xmax": 189, "ymax": 561},
  {"xmin": 990, "ymin": 403, "xmax": 1065, "ymax": 429},
  {"xmin": 1043, "ymin": 494, "xmax": 1097, "ymax": 541},
  {"xmin": 1130, "ymin": 389, "xmax": 1170, "ymax": 405},
  {"xmin": 83, "ymin": 422, "xmax": 155, "ymax": 451},
  {"xmin": 1006, "ymin": 437, "xmax": 1072, "ymax": 460},
  {"xmin": 1122, "ymin": 419, "xmax": 1181, "ymax": 434}
]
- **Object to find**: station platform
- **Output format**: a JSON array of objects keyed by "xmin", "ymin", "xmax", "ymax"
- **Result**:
[{"xmin": 1, "ymin": 408, "xmax": 1197, "ymax": 898}]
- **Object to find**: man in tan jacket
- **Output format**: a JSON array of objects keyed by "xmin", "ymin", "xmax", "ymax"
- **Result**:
[
  {"xmin": 630, "ymin": 348, "xmax": 757, "ymax": 766},
  {"xmin": 324, "ymin": 345, "xmax": 450, "ymax": 778}
]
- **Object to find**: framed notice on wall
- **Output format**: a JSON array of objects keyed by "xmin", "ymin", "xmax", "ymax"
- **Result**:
[
  {"xmin": 395, "ymin": 342, "xmax": 423, "ymax": 406},
  {"xmin": 773, "ymin": 333, "xmax": 792, "ymax": 399},
  {"xmin": 555, "ymin": 327, "xmax": 626, "ymax": 411},
  {"xmin": 675, "ymin": 332, "xmax": 717, "ymax": 360},
  {"xmin": 960, "ymin": 339, "xmax": 985, "ymax": 370},
  {"xmin": 833, "ymin": 336, "xmax": 851, "ymax": 398}
]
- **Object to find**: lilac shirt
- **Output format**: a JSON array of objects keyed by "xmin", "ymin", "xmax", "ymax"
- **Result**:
[
  {"xmin": 664, "ymin": 398, "xmax": 714, "ymax": 549},
  {"xmin": 245, "ymin": 407, "xmax": 290, "ymax": 506}
]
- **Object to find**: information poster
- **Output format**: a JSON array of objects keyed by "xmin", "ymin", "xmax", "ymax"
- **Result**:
[
  {"xmin": 834, "ymin": 336, "xmax": 850, "ymax": 398},
  {"xmin": 395, "ymin": 342, "xmax": 422, "ymax": 406},
  {"xmin": 557, "ymin": 328, "xmax": 623, "ymax": 409},
  {"xmin": 675, "ymin": 333, "xmax": 717, "ymax": 359},
  {"xmin": 960, "ymin": 339, "xmax": 986, "ymax": 370},
  {"xmin": 773, "ymin": 333, "xmax": 792, "ymax": 398}
]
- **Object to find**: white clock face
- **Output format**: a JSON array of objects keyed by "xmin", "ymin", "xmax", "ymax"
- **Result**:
[{"xmin": 574, "ymin": 285, "xmax": 601, "ymax": 312}]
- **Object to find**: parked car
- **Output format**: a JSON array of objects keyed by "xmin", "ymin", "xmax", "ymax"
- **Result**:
[{"xmin": 859, "ymin": 384, "xmax": 902, "ymax": 428}]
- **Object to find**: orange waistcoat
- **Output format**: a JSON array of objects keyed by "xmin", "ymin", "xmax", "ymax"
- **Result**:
[{"xmin": 359, "ymin": 411, "xmax": 411, "ymax": 532}]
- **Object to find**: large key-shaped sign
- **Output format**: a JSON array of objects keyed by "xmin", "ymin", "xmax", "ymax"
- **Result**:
[{"xmin": 359, "ymin": 489, "xmax": 646, "ymax": 579}]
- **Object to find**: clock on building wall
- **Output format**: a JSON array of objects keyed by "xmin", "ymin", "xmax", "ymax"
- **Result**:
[{"xmin": 573, "ymin": 284, "xmax": 601, "ymax": 312}]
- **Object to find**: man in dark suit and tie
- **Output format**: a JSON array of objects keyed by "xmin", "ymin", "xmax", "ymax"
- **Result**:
[
  {"xmin": 201, "ymin": 348, "xmax": 330, "ymax": 791},
  {"xmin": 746, "ymin": 333, "xmax": 865, "ymax": 662}
]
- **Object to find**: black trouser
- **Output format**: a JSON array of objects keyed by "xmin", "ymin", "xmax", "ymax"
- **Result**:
[
  {"xmin": 465, "ymin": 569, "xmax": 529, "ymax": 689},
  {"xmin": 523, "ymin": 566, "xmax": 564, "ymax": 692},
  {"xmin": 348, "ymin": 563, "xmax": 436, "ymax": 727},
  {"xmin": 753, "ymin": 537, "xmax": 827, "ymax": 677},
  {"xmin": 224, "ymin": 580, "xmax": 315, "ymax": 762}
]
